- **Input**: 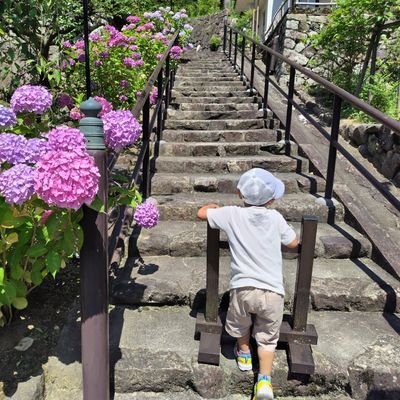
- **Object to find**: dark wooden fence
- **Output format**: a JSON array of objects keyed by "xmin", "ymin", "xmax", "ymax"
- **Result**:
[{"xmin": 195, "ymin": 216, "xmax": 318, "ymax": 374}]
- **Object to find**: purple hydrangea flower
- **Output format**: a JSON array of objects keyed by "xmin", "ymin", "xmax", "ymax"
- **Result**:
[
  {"xmin": 150, "ymin": 87, "xmax": 158, "ymax": 105},
  {"xmin": 99, "ymin": 51, "xmax": 110, "ymax": 59},
  {"xmin": 119, "ymin": 95, "xmax": 128, "ymax": 102},
  {"xmin": 25, "ymin": 138, "xmax": 49, "ymax": 164},
  {"xmin": 127, "ymin": 16, "xmax": 140, "ymax": 24},
  {"xmin": 47, "ymin": 127, "xmax": 87, "ymax": 152},
  {"xmin": 11, "ymin": 85, "xmax": 53, "ymax": 114},
  {"xmin": 134, "ymin": 201, "xmax": 160, "ymax": 229},
  {"xmin": 0, "ymin": 164, "xmax": 35, "ymax": 205},
  {"xmin": 93, "ymin": 96, "xmax": 113, "ymax": 117},
  {"xmin": 0, "ymin": 105, "xmax": 17, "ymax": 128},
  {"xmin": 75, "ymin": 40, "xmax": 85, "ymax": 49},
  {"xmin": 89, "ymin": 33, "xmax": 102, "ymax": 41},
  {"xmin": 120, "ymin": 80, "xmax": 129, "ymax": 88},
  {"xmin": 102, "ymin": 110, "xmax": 142, "ymax": 150},
  {"xmin": 62, "ymin": 40, "xmax": 72, "ymax": 48},
  {"xmin": 58, "ymin": 93, "xmax": 73, "ymax": 108},
  {"xmin": 170, "ymin": 46, "xmax": 183, "ymax": 60},
  {"xmin": 0, "ymin": 133, "xmax": 28, "ymax": 164},
  {"xmin": 34, "ymin": 150, "xmax": 100, "ymax": 209}
]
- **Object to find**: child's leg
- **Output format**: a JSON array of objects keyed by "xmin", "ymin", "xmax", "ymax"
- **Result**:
[
  {"xmin": 237, "ymin": 331, "xmax": 251, "ymax": 352},
  {"xmin": 257, "ymin": 348, "xmax": 275, "ymax": 376}
]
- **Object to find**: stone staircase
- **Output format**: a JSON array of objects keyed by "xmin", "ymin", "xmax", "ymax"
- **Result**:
[{"xmin": 110, "ymin": 51, "xmax": 400, "ymax": 400}]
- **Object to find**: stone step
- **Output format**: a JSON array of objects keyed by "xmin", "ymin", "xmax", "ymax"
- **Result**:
[
  {"xmin": 152, "ymin": 192, "xmax": 343, "ymax": 222},
  {"xmin": 155, "ymin": 154, "xmax": 304, "ymax": 174},
  {"xmin": 174, "ymin": 76, "xmax": 241, "ymax": 82},
  {"xmin": 115, "ymin": 391, "xmax": 352, "ymax": 399},
  {"xmin": 112, "ymin": 257, "xmax": 399, "ymax": 312},
  {"xmin": 178, "ymin": 66, "xmax": 234, "ymax": 71},
  {"xmin": 151, "ymin": 171, "xmax": 325, "ymax": 195},
  {"xmin": 157, "ymin": 141, "xmax": 279, "ymax": 157},
  {"xmin": 161, "ymin": 129, "xmax": 277, "ymax": 142},
  {"xmin": 172, "ymin": 96, "xmax": 260, "ymax": 104},
  {"xmin": 166, "ymin": 109, "xmax": 262, "ymax": 120},
  {"xmin": 111, "ymin": 306, "xmax": 400, "ymax": 398},
  {"xmin": 132, "ymin": 220, "xmax": 371, "ymax": 259},
  {"xmin": 174, "ymin": 81, "xmax": 245, "ymax": 88},
  {"xmin": 176, "ymin": 103, "xmax": 259, "ymax": 111},
  {"xmin": 172, "ymin": 89, "xmax": 250, "ymax": 98},
  {"xmin": 164, "ymin": 118, "xmax": 265, "ymax": 130}
]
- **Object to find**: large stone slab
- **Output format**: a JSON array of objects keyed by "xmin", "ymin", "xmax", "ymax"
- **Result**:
[
  {"xmin": 133, "ymin": 220, "xmax": 371, "ymax": 259},
  {"xmin": 153, "ymin": 192, "xmax": 344, "ymax": 222},
  {"xmin": 172, "ymin": 96, "xmax": 259, "ymax": 104},
  {"xmin": 348, "ymin": 335, "xmax": 400, "ymax": 400},
  {"xmin": 155, "ymin": 155, "xmax": 299, "ymax": 174},
  {"xmin": 157, "ymin": 142, "xmax": 272, "ymax": 157},
  {"xmin": 162, "ymin": 129, "xmax": 277, "ymax": 142},
  {"xmin": 164, "ymin": 118, "xmax": 264, "ymax": 130},
  {"xmin": 111, "ymin": 306, "xmax": 400, "ymax": 397},
  {"xmin": 284, "ymin": 258, "xmax": 400, "ymax": 312},
  {"xmin": 166, "ymin": 109, "xmax": 260, "ymax": 120},
  {"xmin": 151, "ymin": 172, "xmax": 304, "ymax": 195},
  {"xmin": 177, "ymin": 103, "xmax": 259, "ymax": 111}
]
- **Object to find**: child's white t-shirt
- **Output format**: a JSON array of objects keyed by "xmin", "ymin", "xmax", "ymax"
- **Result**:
[{"xmin": 207, "ymin": 206, "xmax": 296, "ymax": 295}]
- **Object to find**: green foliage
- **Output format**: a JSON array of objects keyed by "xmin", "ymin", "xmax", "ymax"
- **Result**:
[
  {"xmin": 309, "ymin": 0, "xmax": 400, "ymax": 119},
  {"xmin": 209, "ymin": 34, "xmax": 222, "ymax": 51},
  {"xmin": 0, "ymin": 198, "xmax": 83, "ymax": 327}
]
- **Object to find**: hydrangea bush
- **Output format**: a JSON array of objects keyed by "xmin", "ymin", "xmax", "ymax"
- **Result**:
[
  {"xmin": 0, "ymin": 83, "xmax": 157, "ymax": 326},
  {"xmin": 61, "ymin": 6, "xmax": 193, "ymax": 110}
]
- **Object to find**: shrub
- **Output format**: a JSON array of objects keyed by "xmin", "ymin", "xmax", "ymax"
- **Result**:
[{"xmin": 209, "ymin": 34, "xmax": 222, "ymax": 51}]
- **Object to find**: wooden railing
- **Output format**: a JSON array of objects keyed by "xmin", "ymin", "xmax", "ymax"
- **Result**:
[{"xmin": 195, "ymin": 216, "xmax": 318, "ymax": 374}]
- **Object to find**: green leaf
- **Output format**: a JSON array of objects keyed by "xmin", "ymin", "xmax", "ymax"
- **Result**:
[
  {"xmin": 27, "ymin": 243, "xmax": 48, "ymax": 258},
  {"xmin": 88, "ymin": 196, "xmax": 106, "ymax": 213},
  {"xmin": 31, "ymin": 261, "xmax": 43, "ymax": 286},
  {"xmin": 0, "ymin": 268, "xmax": 4, "ymax": 285},
  {"xmin": 10, "ymin": 264, "xmax": 24, "ymax": 280},
  {"xmin": 0, "ymin": 281, "xmax": 17, "ymax": 305},
  {"xmin": 11, "ymin": 279, "xmax": 27, "ymax": 297},
  {"xmin": 12, "ymin": 297, "xmax": 28, "ymax": 310},
  {"xmin": 74, "ymin": 225, "xmax": 84, "ymax": 250},
  {"xmin": 46, "ymin": 250, "xmax": 61, "ymax": 276},
  {"xmin": 61, "ymin": 230, "xmax": 75, "ymax": 256}
]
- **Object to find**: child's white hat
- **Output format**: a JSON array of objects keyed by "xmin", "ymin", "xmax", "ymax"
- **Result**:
[{"xmin": 237, "ymin": 168, "xmax": 285, "ymax": 206}]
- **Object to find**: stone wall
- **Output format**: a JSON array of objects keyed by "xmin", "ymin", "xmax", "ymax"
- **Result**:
[
  {"xmin": 189, "ymin": 11, "xmax": 227, "ymax": 50},
  {"xmin": 341, "ymin": 121, "xmax": 400, "ymax": 186}
]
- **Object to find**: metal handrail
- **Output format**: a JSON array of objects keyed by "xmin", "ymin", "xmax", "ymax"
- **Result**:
[
  {"xmin": 224, "ymin": 22, "xmax": 400, "ymax": 213},
  {"xmin": 107, "ymin": 31, "xmax": 180, "ymax": 258}
]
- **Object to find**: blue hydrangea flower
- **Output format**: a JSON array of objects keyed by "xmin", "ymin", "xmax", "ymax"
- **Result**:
[{"xmin": 0, "ymin": 105, "xmax": 17, "ymax": 128}]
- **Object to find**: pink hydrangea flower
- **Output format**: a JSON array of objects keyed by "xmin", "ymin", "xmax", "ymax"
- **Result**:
[
  {"xmin": 11, "ymin": 85, "xmax": 53, "ymax": 114},
  {"xmin": 47, "ymin": 127, "xmax": 87, "ymax": 152},
  {"xmin": 93, "ymin": 96, "xmax": 113, "ymax": 117},
  {"xmin": 127, "ymin": 16, "xmax": 140, "ymax": 24},
  {"xmin": 34, "ymin": 150, "xmax": 100, "ymax": 209},
  {"xmin": 70, "ymin": 107, "xmax": 84, "ymax": 120},
  {"xmin": 0, "ymin": 164, "xmax": 35, "ymax": 205},
  {"xmin": 134, "ymin": 201, "xmax": 159, "ymax": 228},
  {"xmin": 102, "ymin": 110, "xmax": 142, "ymax": 150}
]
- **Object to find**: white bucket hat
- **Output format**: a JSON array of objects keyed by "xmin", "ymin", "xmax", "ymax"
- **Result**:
[{"xmin": 237, "ymin": 168, "xmax": 285, "ymax": 206}]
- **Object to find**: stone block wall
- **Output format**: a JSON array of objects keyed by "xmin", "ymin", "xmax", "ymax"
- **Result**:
[{"xmin": 341, "ymin": 121, "xmax": 400, "ymax": 186}]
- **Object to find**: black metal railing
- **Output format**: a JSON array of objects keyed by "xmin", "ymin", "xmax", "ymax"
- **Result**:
[
  {"xmin": 223, "ymin": 22, "xmax": 400, "ymax": 214},
  {"xmin": 108, "ymin": 32, "xmax": 179, "ymax": 258}
]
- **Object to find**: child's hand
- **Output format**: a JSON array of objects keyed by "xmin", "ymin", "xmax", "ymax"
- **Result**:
[{"xmin": 197, "ymin": 203, "xmax": 219, "ymax": 220}]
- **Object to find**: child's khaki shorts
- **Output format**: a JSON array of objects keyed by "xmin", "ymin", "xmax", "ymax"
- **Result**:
[{"xmin": 225, "ymin": 287, "xmax": 284, "ymax": 351}]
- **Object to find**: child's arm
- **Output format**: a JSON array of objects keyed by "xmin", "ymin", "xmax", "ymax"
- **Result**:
[
  {"xmin": 197, "ymin": 204, "xmax": 219, "ymax": 220},
  {"xmin": 285, "ymin": 237, "xmax": 299, "ymax": 249}
]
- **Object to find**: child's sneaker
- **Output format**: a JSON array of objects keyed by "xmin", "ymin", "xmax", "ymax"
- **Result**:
[
  {"xmin": 252, "ymin": 377, "xmax": 274, "ymax": 400},
  {"xmin": 233, "ymin": 346, "xmax": 252, "ymax": 371}
]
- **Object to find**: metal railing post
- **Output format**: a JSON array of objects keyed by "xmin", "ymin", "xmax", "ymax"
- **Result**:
[
  {"xmin": 228, "ymin": 27, "xmax": 232, "ymax": 60},
  {"xmin": 249, "ymin": 41, "xmax": 256, "ymax": 94},
  {"xmin": 142, "ymin": 97, "xmax": 151, "ymax": 199},
  {"xmin": 233, "ymin": 31, "xmax": 238, "ymax": 69},
  {"xmin": 263, "ymin": 51, "xmax": 272, "ymax": 110},
  {"xmin": 284, "ymin": 66, "xmax": 296, "ymax": 155},
  {"xmin": 324, "ymin": 94, "xmax": 342, "ymax": 200},
  {"xmin": 79, "ymin": 98, "xmax": 109, "ymax": 400},
  {"xmin": 165, "ymin": 55, "xmax": 171, "ymax": 108},
  {"xmin": 223, "ymin": 21, "xmax": 227, "ymax": 54},
  {"xmin": 156, "ymin": 68, "xmax": 163, "ymax": 140},
  {"xmin": 240, "ymin": 35, "xmax": 246, "ymax": 81}
]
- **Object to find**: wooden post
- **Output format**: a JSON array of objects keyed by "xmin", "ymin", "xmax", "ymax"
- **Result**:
[{"xmin": 79, "ymin": 98, "xmax": 109, "ymax": 400}]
